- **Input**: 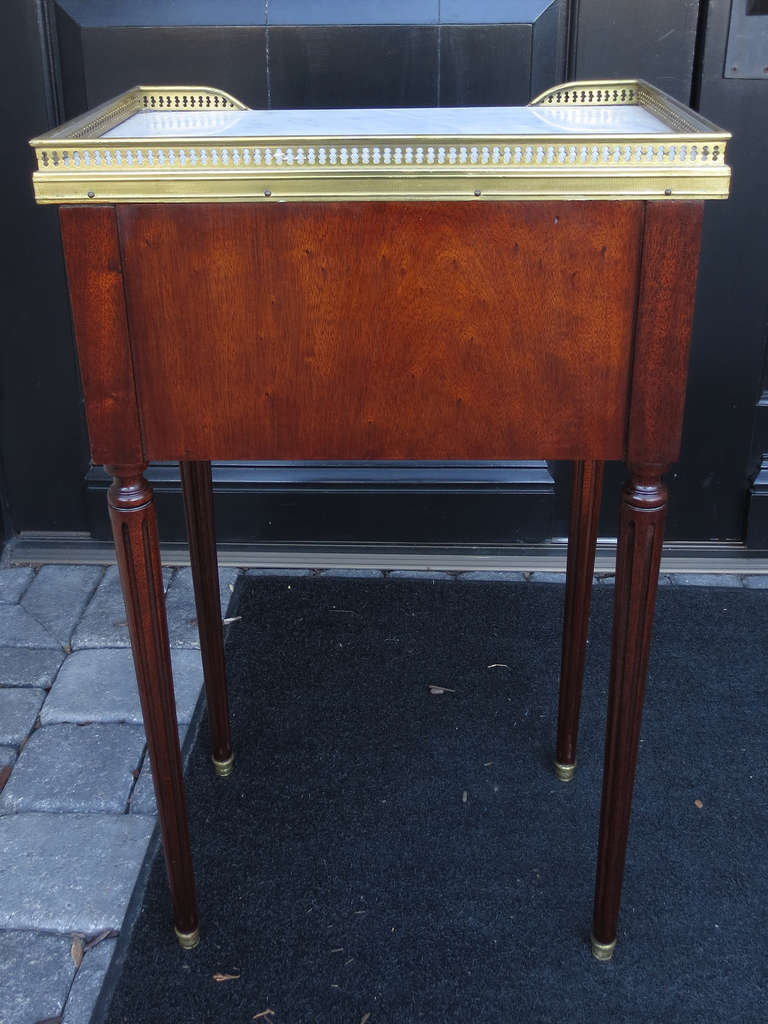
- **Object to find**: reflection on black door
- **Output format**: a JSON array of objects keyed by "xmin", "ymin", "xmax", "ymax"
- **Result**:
[{"xmin": 4, "ymin": 0, "xmax": 767, "ymax": 549}]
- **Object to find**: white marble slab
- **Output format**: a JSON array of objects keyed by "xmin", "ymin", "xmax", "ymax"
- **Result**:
[{"xmin": 105, "ymin": 104, "xmax": 671, "ymax": 140}]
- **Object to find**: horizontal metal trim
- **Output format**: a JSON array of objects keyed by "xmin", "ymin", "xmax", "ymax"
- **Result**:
[
  {"xmin": 32, "ymin": 173, "xmax": 731, "ymax": 205},
  {"xmin": 86, "ymin": 461, "xmax": 556, "ymax": 493},
  {"xmin": 7, "ymin": 532, "xmax": 768, "ymax": 573}
]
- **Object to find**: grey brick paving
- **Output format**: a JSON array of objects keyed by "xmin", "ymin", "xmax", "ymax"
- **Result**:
[
  {"xmin": 41, "ymin": 648, "xmax": 204, "ymax": 727},
  {"xmin": 0, "ymin": 745, "xmax": 17, "ymax": 772},
  {"xmin": 130, "ymin": 718, "xmax": 196, "ymax": 817},
  {"xmin": 671, "ymin": 573, "xmax": 743, "ymax": 588},
  {"xmin": 0, "ymin": 689, "xmax": 45, "ymax": 746},
  {"xmin": 129, "ymin": 760, "xmax": 159, "ymax": 815},
  {"xmin": 71, "ymin": 564, "xmax": 175, "ymax": 650},
  {"xmin": 528, "ymin": 571, "xmax": 568, "ymax": 584},
  {"xmin": 246, "ymin": 567, "xmax": 313, "ymax": 577},
  {"xmin": 319, "ymin": 568, "xmax": 384, "ymax": 578},
  {"xmin": 387, "ymin": 570, "xmax": 454, "ymax": 580},
  {"xmin": 0, "ymin": 724, "xmax": 146, "ymax": 814},
  {"xmin": 0, "ymin": 568, "xmax": 35, "ymax": 605},
  {"xmin": 0, "ymin": 604, "xmax": 60, "ymax": 648},
  {"xmin": 458, "ymin": 571, "xmax": 527, "ymax": 582},
  {"xmin": 62, "ymin": 936, "xmax": 117, "ymax": 1024},
  {"xmin": 0, "ymin": 812, "xmax": 154, "ymax": 932},
  {"xmin": 0, "ymin": 929, "xmax": 76, "ymax": 1024},
  {"xmin": 0, "ymin": 647, "xmax": 65, "ymax": 688},
  {"xmin": 741, "ymin": 574, "xmax": 768, "ymax": 588},
  {"xmin": 165, "ymin": 566, "xmax": 241, "ymax": 647},
  {"xmin": 21, "ymin": 565, "xmax": 104, "ymax": 649}
]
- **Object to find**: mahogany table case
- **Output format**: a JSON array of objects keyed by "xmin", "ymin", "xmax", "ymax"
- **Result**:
[{"xmin": 30, "ymin": 80, "xmax": 731, "ymax": 960}]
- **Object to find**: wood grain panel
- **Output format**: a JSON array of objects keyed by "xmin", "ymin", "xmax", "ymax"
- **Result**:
[
  {"xmin": 60, "ymin": 205, "xmax": 144, "ymax": 465},
  {"xmin": 627, "ymin": 201, "xmax": 704, "ymax": 467},
  {"xmin": 117, "ymin": 202, "xmax": 643, "ymax": 462}
]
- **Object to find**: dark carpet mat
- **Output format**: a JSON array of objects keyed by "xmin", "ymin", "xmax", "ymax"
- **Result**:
[{"xmin": 104, "ymin": 577, "xmax": 767, "ymax": 1023}]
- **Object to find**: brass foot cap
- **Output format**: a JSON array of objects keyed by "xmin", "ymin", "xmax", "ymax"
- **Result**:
[
  {"xmin": 175, "ymin": 926, "xmax": 200, "ymax": 950},
  {"xmin": 212, "ymin": 752, "xmax": 234, "ymax": 778},
  {"xmin": 554, "ymin": 760, "xmax": 576, "ymax": 782},
  {"xmin": 591, "ymin": 934, "xmax": 616, "ymax": 961}
]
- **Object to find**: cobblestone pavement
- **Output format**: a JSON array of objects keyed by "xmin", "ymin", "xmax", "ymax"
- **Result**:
[
  {"xmin": 1, "ymin": 563, "xmax": 766, "ymax": 1022},
  {"xmin": 0, "ymin": 564, "xmax": 238, "ymax": 1024}
]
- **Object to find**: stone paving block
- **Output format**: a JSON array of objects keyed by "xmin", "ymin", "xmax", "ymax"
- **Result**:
[
  {"xmin": 458, "ymin": 571, "xmax": 527, "ymax": 582},
  {"xmin": 0, "ymin": 929, "xmax": 76, "ymax": 1024},
  {"xmin": 246, "ymin": 567, "xmax": 313, "ymax": 577},
  {"xmin": 0, "ymin": 723, "xmax": 146, "ymax": 814},
  {"xmin": 0, "ymin": 647, "xmax": 65, "ymax": 688},
  {"xmin": 0, "ymin": 812, "xmax": 154, "ymax": 932},
  {"xmin": 318, "ymin": 568, "xmax": 384, "ymax": 578},
  {"xmin": 222, "ymin": 566, "xmax": 243, "ymax": 612},
  {"xmin": 0, "ymin": 688, "xmax": 45, "ymax": 746},
  {"xmin": 129, "ymin": 761, "xmax": 158, "ymax": 815},
  {"xmin": 41, "ymin": 648, "xmax": 204, "ymax": 727},
  {"xmin": 130, "ymin": 716, "xmax": 197, "ymax": 817},
  {"xmin": 0, "ymin": 604, "xmax": 60, "ymax": 649},
  {"xmin": 21, "ymin": 565, "xmax": 104, "ymax": 648},
  {"xmin": 0, "ymin": 568, "xmax": 35, "ymax": 605},
  {"xmin": 741, "ymin": 574, "xmax": 768, "ymax": 588},
  {"xmin": 165, "ymin": 566, "xmax": 241, "ymax": 647},
  {"xmin": 670, "ymin": 573, "xmax": 742, "ymax": 588},
  {"xmin": 62, "ymin": 936, "xmax": 117, "ymax": 1024},
  {"xmin": 387, "ymin": 570, "xmax": 454, "ymax": 580},
  {"xmin": 527, "ymin": 572, "xmax": 567, "ymax": 584},
  {"xmin": 0, "ymin": 744, "xmax": 17, "ymax": 772},
  {"xmin": 71, "ymin": 564, "xmax": 174, "ymax": 649}
]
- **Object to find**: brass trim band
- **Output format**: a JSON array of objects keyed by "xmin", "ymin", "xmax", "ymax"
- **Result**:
[
  {"xmin": 591, "ymin": 935, "xmax": 617, "ymax": 961},
  {"xmin": 30, "ymin": 169, "xmax": 731, "ymax": 205},
  {"xmin": 554, "ymin": 760, "xmax": 576, "ymax": 782},
  {"xmin": 212, "ymin": 753, "xmax": 234, "ymax": 778},
  {"xmin": 174, "ymin": 926, "xmax": 201, "ymax": 950}
]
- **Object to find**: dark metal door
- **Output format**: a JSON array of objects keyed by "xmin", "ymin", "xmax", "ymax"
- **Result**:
[{"xmin": 3, "ymin": 0, "xmax": 766, "ymax": 551}]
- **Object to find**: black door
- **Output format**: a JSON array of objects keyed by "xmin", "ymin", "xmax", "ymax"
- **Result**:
[{"xmin": 3, "ymin": 0, "xmax": 767, "ymax": 552}]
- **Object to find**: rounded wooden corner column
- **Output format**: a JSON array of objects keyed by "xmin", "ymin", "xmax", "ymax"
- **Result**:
[
  {"xmin": 179, "ymin": 460, "xmax": 233, "ymax": 777},
  {"xmin": 556, "ymin": 459, "xmax": 604, "ymax": 781},
  {"xmin": 591, "ymin": 463, "xmax": 668, "ymax": 960},
  {"xmin": 106, "ymin": 464, "xmax": 200, "ymax": 948}
]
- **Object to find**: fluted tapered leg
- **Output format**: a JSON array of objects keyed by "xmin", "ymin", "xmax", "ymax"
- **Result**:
[
  {"xmin": 107, "ymin": 464, "xmax": 199, "ymax": 948},
  {"xmin": 180, "ymin": 460, "xmax": 232, "ymax": 776},
  {"xmin": 556, "ymin": 460, "xmax": 604, "ymax": 781},
  {"xmin": 591, "ymin": 464, "xmax": 667, "ymax": 960}
]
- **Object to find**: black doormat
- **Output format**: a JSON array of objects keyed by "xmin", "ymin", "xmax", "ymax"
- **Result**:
[{"xmin": 103, "ymin": 576, "xmax": 767, "ymax": 1023}]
